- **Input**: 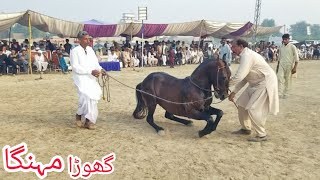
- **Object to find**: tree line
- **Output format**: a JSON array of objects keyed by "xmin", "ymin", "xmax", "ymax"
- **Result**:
[{"xmin": 260, "ymin": 19, "xmax": 320, "ymax": 42}]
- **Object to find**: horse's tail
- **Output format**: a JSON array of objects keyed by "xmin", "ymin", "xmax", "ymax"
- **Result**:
[{"xmin": 133, "ymin": 83, "xmax": 148, "ymax": 119}]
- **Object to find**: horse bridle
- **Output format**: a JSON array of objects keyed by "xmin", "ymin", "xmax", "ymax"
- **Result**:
[{"xmin": 188, "ymin": 65, "xmax": 226, "ymax": 93}]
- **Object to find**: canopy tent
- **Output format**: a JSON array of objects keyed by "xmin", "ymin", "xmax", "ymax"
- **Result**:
[
  {"xmin": 0, "ymin": 10, "xmax": 282, "ymax": 39},
  {"xmin": 84, "ymin": 20, "xmax": 283, "ymax": 39},
  {"xmin": 0, "ymin": 10, "xmax": 83, "ymax": 37}
]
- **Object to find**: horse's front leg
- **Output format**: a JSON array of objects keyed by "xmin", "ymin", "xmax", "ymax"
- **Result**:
[
  {"xmin": 165, "ymin": 111, "xmax": 193, "ymax": 126},
  {"xmin": 206, "ymin": 106, "xmax": 223, "ymax": 131},
  {"xmin": 188, "ymin": 109, "xmax": 214, "ymax": 138}
]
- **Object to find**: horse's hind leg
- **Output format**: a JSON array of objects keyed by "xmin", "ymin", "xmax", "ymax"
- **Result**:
[
  {"xmin": 165, "ymin": 111, "xmax": 193, "ymax": 126},
  {"xmin": 146, "ymin": 104, "xmax": 165, "ymax": 135},
  {"xmin": 206, "ymin": 106, "xmax": 223, "ymax": 131}
]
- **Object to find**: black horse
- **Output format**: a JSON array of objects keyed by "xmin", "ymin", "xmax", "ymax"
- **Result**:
[{"xmin": 133, "ymin": 60, "xmax": 231, "ymax": 137}]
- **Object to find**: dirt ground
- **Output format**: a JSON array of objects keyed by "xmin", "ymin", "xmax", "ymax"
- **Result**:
[{"xmin": 0, "ymin": 60, "xmax": 319, "ymax": 180}]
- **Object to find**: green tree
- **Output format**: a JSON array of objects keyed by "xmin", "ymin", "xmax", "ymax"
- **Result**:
[
  {"xmin": 261, "ymin": 19, "xmax": 276, "ymax": 27},
  {"xmin": 290, "ymin": 21, "xmax": 309, "ymax": 41},
  {"xmin": 256, "ymin": 18, "xmax": 281, "ymax": 41},
  {"xmin": 310, "ymin": 24, "xmax": 320, "ymax": 40}
]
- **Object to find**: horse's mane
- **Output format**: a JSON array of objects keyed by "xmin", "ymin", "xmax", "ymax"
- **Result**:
[{"xmin": 191, "ymin": 60, "xmax": 217, "ymax": 76}]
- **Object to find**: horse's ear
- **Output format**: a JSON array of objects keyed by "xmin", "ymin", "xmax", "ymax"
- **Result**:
[
  {"xmin": 222, "ymin": 60, "xmax": 228, "ymax": 67},
  {"xmin": 215, "ymin": 58, "xmax": 224, "ymax": 67}
]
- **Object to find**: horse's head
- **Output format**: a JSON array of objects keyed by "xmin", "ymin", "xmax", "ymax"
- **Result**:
[{"xmin": 209, "ymin": 60, "xmax": 231, "ymax": 100}]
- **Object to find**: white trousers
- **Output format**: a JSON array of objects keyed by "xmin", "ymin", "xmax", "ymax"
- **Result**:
[
  {"xmin": 133, "ymin": 58, "xmax": 140, "ymax": 67},
  {"xmin": 162, "ymin": 55, "xmax": 167, "ymax": 65},
  {"xmin": 148, "ymin": 57, "xmax": 158, "ymax": 66},
  {"xmin": 34, "ymin": 61, "xmax": 48, "ymax": 71},
  {"xmin": 277, "ymin": 64, "xmax": 292, "ymax": 96},
  {"xmin": 77, "ymin": 93, "xmax": 98, "ymax": 124},
  {"xmin": 181, "ymin": 57, "xmax": 186, "ymax": 65},
  {"xmin": 237, "ymin": 87, "xmax": 269, "ymax": 137}
]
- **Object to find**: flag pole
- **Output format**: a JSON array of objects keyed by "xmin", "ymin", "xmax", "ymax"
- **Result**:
[{"xmin": 28, "ymin": 13, "xmax": 33, "ymax": 75}]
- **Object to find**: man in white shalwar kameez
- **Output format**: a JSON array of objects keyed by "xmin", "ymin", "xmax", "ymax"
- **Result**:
[
  {"xmin": 228, "ymin": 39, "xmax": 279, "ymax": 142},
  {"xmin": 70, "ymin": 31, "xmax": 107, "ymax": 130},
  {"xmin": 34, "ymin": 49, "xmax": 48, "ymax": 72},
  {"xmin": 277, "ymin": 34, "xmax": 299, "ymax": 99}
]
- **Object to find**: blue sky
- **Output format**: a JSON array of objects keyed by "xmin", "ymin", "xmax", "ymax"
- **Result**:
[{"xmin": 1, "ymin": 0, "xmax": 319, "ymax": 26}]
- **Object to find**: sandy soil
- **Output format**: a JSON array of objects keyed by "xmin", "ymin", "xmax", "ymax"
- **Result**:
[{"xmin": 0, "ymin": 60, "xmax": 319, "ymax": 180}]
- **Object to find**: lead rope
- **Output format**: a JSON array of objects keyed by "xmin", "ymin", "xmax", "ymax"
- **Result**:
[
  {"xmin": 98, "ymin": 75, "xmax": 111, "ymax": 102},
  {"xmin": 228, "ymin": 88, "xmax": 238, "ymax": 109},
  {"xmin": 102, "ymin": 73, "xmax": 225, "ymax": 105}
]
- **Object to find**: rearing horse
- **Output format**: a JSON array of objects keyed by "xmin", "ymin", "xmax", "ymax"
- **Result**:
[{"xmin": 133, "ymin": 60, "xmax": 231, "ymax": 137}]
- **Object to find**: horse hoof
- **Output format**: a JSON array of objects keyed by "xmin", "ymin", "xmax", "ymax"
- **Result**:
[
  {"xmin": 157, "ymin": 130, "xmax": 165, "ymax": 136},
  {"xmin": 186, "ymin": 121, "xmax": 193, "ymax": 126},
  {"xmin": 198, "ymin": 131, "xmax": 207, "ymax": 138}
]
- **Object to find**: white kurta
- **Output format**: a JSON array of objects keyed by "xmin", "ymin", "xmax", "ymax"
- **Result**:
[
  {"xmin": 70, "ymin": 45, "xmax": 103, "ymax": 123},
  {"xmin": 231, "ymin": 48, "xmax": 279, "ymax": 115},
  {"xmin": 278, "ymin": 43, "xmax": 299, "ymax": 97},
  {"xmin": 231, "ymin": 48, "xmax": 279, "ymax": 136}
]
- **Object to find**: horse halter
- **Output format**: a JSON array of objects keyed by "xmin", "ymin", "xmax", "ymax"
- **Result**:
[{"xmin": 215, "ymin": 65, "xmax": 226, "ymax": 91}]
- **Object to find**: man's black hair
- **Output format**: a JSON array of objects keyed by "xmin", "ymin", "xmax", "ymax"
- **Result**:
[
  {"xmin": 234, "ymin": 39, "xmax": 249, "ymax": 48},
  {"xmin": 282, "ymin": 34, "xmax": 290, "ymax": 39}
]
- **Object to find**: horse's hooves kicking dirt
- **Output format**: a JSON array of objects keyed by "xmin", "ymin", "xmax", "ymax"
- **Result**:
[
  {"xmin": 157, "ymin": 130, "xmax": 166, "ymax": 136},
  {"xmin": 198, "ymin": 131, "xmax": 208, "ymax": 138}
]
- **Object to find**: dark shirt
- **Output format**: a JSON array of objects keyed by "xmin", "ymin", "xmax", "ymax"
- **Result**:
[
  {"xmin": 0, "ymin": 54, "xmax": 6, "ymax": 65},
  {"xmin": 176, "ymin": 52, "xmax": 182, "ymax": 59},
  {"xmin": 64, "ymin": 43, "xmax": 72, "ymax": 54},
  {"xmin": 11, "ymin": 43, "xmax": 21, "ymax": 52}
]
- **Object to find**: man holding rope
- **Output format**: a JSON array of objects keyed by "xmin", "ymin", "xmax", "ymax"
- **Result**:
[
  {"xmin": 228, "ymin": 39, "xmax": 279, "ymax": 142},
  {"xmin": 70, "ymin": 31, "xmax": 107, "ymax": 130}
]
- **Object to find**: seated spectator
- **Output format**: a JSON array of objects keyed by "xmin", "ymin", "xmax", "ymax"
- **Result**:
[
  {"xmin": 11, "ymin": 39, "xmax": 21, "ymax": 52},
  {"xmin": 142, "ymin": 49, "xmax": 148, "ymax": 66},
  {"xmin": 185, "ymin": 47, "xmax": 192, "ymax": 64},
  {"xmin": 4, "ymin": 50, "xmax": 18, "ymax": 75},
  {"xmin": 122, "ymin": 47, "xmax": 132, "ymax": 67},
  {"xmin": 58, "ymin": 52, "xmax": 68, "ymax": 73},
  {"xmin": 197, "ymin": 49, "xmax": 204, "ymax": 63},
  {"xmin": 95, "ymin": 47, "xmax": 103, "ymax": 62},
  {"xmin": 2, "ymin": 45, "xmax": 11, "ymax": 57},
  {"xmin": 107, "ymin": 47, "xmax": 119, "ymax": 62},
  {"xmin": 147, "ymin": 48, "xmax": 158, "ymax": 66},
  {"xmin": 190, "ymin": 48, "xmax": 197, "ymax": 64},
  {"xmin": 131, "ymin": 51, "xmax": 140, "ymax": 67},
  {"xmin": 34, "ymin": 48, "xmax": 48, "ymax": 72},
  {"xmin": 9, "ymin": 49, "xmax": 19, "ymax": 61},
  {"xmin": 18, "ymin": 48, "xmax": 29, "ymax": 73},
  {"xmin": 0, "ymin": 49, "xmax": 7, "ymax": 75}
]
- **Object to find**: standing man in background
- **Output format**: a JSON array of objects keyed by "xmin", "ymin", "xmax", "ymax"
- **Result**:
[
  {"xmin": 64, "ymin": 39, "xmax": 72, "ymax": 55},
  {"xmin": 219, "ymin": 37, "xmax": 232, "ymax": 71},
  {"xmin": 277, "ymin": 34, "xmax": 299, "ymax": 99}
]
